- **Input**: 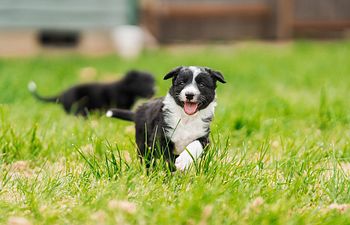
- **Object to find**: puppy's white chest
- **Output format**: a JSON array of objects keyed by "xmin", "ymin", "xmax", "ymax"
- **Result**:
[
  {"xmin": 162, "ymin": 94, "xmax": 215, "ymax": 155},
  {"xmin": 169, "ymin": 117, "xmax": 208, "ymax": 155}
]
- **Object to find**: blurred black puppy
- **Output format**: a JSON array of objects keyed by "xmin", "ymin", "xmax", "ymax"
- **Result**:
[{"xmin": 28, "ymin": 70, "xmax": 155, "ymax": 116}]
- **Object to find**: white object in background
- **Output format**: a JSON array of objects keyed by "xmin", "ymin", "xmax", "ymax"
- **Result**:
[{"xmin": 112, "ymin": 25, "xmax": 144, "ymax": 59}]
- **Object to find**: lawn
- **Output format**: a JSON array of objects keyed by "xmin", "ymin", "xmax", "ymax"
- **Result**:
[{"xmin": 1, "ymin": 41, "xmax": 350, "ymax": 225}]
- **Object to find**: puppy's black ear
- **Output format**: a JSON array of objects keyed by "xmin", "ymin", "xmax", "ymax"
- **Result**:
[
  {"xmin": 124, "ymin": 70, "xmax": 139, "ymax": 81},
  {"xmin": 163, "ymin": 66, "xmax": 183, "ymax": 80},
  {"xmin": 205, "ymin": 68, "xmax": 226, "ymax": 83}
]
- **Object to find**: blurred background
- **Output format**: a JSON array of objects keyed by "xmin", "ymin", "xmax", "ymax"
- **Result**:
[{"xmin": 0, "ymin": 0, "xmax": 349, "ymax": 58}]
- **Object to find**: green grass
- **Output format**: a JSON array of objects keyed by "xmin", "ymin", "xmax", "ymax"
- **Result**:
[{"xmin": 1, "ymin": 41, "xmax": 350, "ymax": 224}]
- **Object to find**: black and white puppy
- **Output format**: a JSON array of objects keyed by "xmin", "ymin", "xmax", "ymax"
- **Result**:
[
  {"xmin": 107, "ymin": 66, "xmax": 225, "ymax": 171},
  {"xmin": 28, "ymin": 70, "xmax": 155, "ymax": 116}
]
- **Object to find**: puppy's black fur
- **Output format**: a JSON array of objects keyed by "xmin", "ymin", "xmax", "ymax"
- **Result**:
[
  {"xmin": 28, "ymin": 70, "xmax": 155, "ymax": 116},
  {"xmin": 107, "ymin": 66, "xmax": 225, "ymax": 170}
]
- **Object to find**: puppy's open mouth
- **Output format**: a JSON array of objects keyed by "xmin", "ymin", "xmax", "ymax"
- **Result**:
[{"xmin": 184, "ymin": 101, "xmax": 198, "ymax": 115}]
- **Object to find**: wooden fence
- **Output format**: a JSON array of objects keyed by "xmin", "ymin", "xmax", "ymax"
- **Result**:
[{"xmin": 141, "ymin": 0, "xmax": 350, "ymax": 42}]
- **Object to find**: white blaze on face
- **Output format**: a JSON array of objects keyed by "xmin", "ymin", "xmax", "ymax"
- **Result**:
[{"xmin": 179, "ymin": 66, "xmax": 201, "ymax": 102}]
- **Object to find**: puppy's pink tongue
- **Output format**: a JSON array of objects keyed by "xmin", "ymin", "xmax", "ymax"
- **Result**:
[{"xmin": 184, "ymin": 102, "xmax": 198, "ymax": 115}]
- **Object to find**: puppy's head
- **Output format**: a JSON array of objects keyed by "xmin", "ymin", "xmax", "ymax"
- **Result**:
[
  {"xmin": 164, "ymin": 66, "xmax": 226, "ymax": 115},
  {"xmin": 123, "ymin": 70, "xmax": 155, "ymax": 98}
]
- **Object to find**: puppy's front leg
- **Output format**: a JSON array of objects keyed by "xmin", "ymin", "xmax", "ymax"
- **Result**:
[{"xmin": 175, "ymin": 140, "xmax": 203, "ymax": 171}]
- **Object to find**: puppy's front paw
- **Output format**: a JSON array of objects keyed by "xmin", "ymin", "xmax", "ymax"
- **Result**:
[{"xmin": 175, "ymin": 151, "xmax": 193, "ymax": 171}]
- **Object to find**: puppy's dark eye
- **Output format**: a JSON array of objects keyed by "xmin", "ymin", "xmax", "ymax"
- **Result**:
[
  {"xmin": 179, "ymin": 81, "xmax": 185, "ymax": 85},
  {"xmin": 198, "ymin": 82, "xmax": 205, "ymax": 87}
]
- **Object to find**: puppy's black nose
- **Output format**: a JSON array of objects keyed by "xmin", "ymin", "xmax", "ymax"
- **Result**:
[{"xmin": 185, "ymin": 93, "xmax": 194, "ymax": 100}]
